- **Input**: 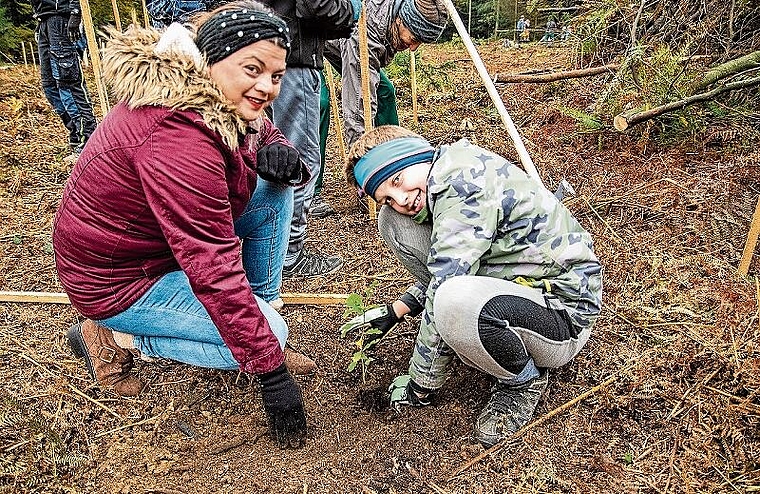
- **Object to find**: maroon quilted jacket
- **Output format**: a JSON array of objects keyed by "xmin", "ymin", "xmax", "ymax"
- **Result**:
[{"xmin": 53, "ymin": 26, "xmax": 298, "ymax": 375}]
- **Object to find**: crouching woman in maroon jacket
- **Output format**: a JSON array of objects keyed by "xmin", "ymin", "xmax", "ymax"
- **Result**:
[{"xmin": 53, "ymin": 1, "xmax": 309, "ymax": 448}]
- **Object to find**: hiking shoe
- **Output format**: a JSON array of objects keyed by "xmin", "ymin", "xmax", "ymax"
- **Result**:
[
  {"xmin": 310, "ymin": 195, "xmax": 336, "ymax": 218},
  {"xmin": 282, "ymin": 249, "xmax": 343, "ymax": 278},
  {"xmin": 474, "ymin": 370, "xmax": 548, "ymax": 448},
  {"xmin": 67, "ymin": 320, "xmax": 143, "ymax": 397},
  {"xmin": 284, "ymin": 346, "xmax": 317, "ymax": 375}
]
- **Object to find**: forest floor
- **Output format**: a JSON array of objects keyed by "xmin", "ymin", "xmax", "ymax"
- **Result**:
[{"xmin": 1, "ymin": 39, "xmax": 759, "ymax": 493}]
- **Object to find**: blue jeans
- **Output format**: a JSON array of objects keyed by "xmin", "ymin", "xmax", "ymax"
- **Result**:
[
  {"xmin": 36, "ymin": 15, "xmax": 97, "ymax": 152},
  {"xmin": 270, "ymin": 66, "xmax": 322, "ymax": 264},
  {"xmin": 98, "ymin": 180, "xmax": 293, "ymax": 370}
]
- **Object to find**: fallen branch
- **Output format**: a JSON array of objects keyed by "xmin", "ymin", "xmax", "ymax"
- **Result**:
[
  {"xmin": 448, "ymin": 363, "xmax": 633, "ymax": 479},
  {"xmin": 493, "ymin": 64, "xmax": 620, "ymax": 83},
  {"xmin": 613, "ymin": 75, "xmax": 760, "ymax": 131},
  {"xmin": 0, "ymin": 290, "xmax": 348, "ymax": 306}
]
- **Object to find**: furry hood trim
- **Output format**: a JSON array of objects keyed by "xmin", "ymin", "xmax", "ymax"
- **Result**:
[{"xmin": 102, "ymin": 24, "xmax": 248, "ymax": 150}]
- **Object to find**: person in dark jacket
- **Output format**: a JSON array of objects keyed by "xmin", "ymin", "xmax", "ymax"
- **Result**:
[
  {"xmin": 31, "ymin": 0, "xmax": 97, "ymax": 156},
  {"xmin": 262, "ymin": 0, "xmax": 358, "ymax": 278},
  {"xmin": 54, "ymin": 1, "xmax": 310, "ymax": 448}
]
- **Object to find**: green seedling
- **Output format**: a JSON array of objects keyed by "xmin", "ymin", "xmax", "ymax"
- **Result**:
[{"xmin": 340, "ymin": 285, "xmax": 382, "ymax": 383}]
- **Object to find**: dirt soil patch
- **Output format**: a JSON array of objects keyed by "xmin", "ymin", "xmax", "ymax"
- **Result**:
[{"xmin": 1, "ymin": 41, "xmax": 759, "ymax": 493}]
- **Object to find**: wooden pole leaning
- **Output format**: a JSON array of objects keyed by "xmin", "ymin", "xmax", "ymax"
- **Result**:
[
  {"xmin": 110, "ymin": 0, "xmax": 122, "ymax": 31},
  {"xmin": 0, "ymin": 291, "xmax": 349, "ymax": 307},
  {"xmin": 22, "ymin": 43, "xmax": 28, "ymax": 65},
  {"xmin": 440, "ymin": 0, "xmax": 545, "ymax": 188},
  {"xmin": 739, "ymin": 195, "xmax": 760, "ymax": 276},
  {"xmin": 357, "ymin": 6, "xmax": 378, "ymax": 219},
  {"xmin": 80, "ymin": 0, "xmax": 110, "ymax": 116},
  {"xmin": 324, "ymin": 61, "xmax": 348, "ymax": 163},
  {"xmin": 29, "ymin": 42, "xmax": 36, "ymax": 65},
  {"xmin": 141, "ymin": 0, "xmax": 151, "ymax": 28}
]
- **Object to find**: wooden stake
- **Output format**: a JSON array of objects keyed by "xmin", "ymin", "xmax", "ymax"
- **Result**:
[
  {"xmin": 357, "ymin": 6, "xmax": 377, "ymax": 219},
  {"xmin": 21, "ymin": 43, "xmax": 27, "ymax": 65},
  {"xmin": 29, "ymin": 42, "xmax": 36, "ymax": 65},
  {"xmin": 141, "ymin": 0, "xmax": 151, "ymax": 28},
  {"xmin": 739, "ymin": 195, "xmax": 760, "ymax": 276},
  {"xmin": 110, "ymin": 0, "xmax": 122, "ymax": 31},
  {"xmin": 324, "ymin": 62, "xmax": 347, "ymax": 163},
  {"xmin": 80, "ymin": 0, "xmax": 110, "ymax": 116},
  {"xmin": 0, "ymin": 291, "xmax": 349, "ymax": 306},
  {"xmin": 410, "ymin": 51, "xmax": 418, "ymax": 124},
  {"xmin": 440, "ymin": 0, "xmax": 545, "ymax": 188}
]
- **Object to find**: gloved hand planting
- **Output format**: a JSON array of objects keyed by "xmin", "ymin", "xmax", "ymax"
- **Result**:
[
  {"xmin": 259, "ymin": 363, "xmax": 307, "ymax": 448},
  {"xmin": 388, "ymin": 374, "xmax": 434, "ymax": 412},
  {"xmin": 67, "ymin": 13, "xmax": 82, "ymax": 43},
  {"xmin": 339, "ymin": 303, "xmax": 403, "ymax": 346},
  {"xmin": 256, "ymin": 143, "xmax": 302, "ymax": 184}
]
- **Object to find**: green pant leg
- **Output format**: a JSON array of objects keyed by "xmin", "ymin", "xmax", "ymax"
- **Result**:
[
  {"xmin": 375, "ymin": 69, "xmax": 399, "ymax": 127},
  {"xmin": 317, "ymin": 71, "xmax": 331, "ymax": 195}
]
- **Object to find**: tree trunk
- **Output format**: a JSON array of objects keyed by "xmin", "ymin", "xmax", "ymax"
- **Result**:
[{"xmin": 690, "ymin": 50, "xmax": 760, "ymax": 92}]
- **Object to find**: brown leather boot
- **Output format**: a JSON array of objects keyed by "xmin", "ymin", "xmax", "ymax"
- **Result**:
[
  {"xmin": 67, "ymin": 320, "xmax": 143, "ymax": 397},
  {"xmin": 284, "ymin": 346, "xmax": 317, "ymax": 375}
]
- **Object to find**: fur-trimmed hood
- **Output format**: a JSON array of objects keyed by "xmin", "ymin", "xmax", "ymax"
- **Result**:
[{"xmin": 102, "ymin": 24, "xmax": 248, "ymax": 149}]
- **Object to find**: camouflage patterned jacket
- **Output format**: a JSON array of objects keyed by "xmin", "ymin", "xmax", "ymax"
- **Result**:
[{"xmin": 407, "ymin": 139, "xmax": 603, "ymax": 389}]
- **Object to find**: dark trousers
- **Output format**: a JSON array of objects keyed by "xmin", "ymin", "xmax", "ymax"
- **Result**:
[{"xmin": 37, "ymin": 15, "xmax": 97, "ymax": 153}]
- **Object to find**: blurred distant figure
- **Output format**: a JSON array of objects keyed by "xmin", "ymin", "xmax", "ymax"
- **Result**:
[
  {"xmin": 540, "ymin": 17, "xmax": 558, "ymax": 43},
  {"xmin": 32, "ymin": 0, "xmax": 97, "ymax": 158},
  {"xmin": 516, "ymin": 15, "xmax": 529, "ymax": 43}
]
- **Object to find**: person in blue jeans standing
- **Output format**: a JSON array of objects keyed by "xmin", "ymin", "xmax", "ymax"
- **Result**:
[
  {"xmin": 32, "ymin": 0, "xmax": 97, "ymax": 156},
  {"xmin": 263, "ymin": 0, "xmax": 358, "ymax": 278}
]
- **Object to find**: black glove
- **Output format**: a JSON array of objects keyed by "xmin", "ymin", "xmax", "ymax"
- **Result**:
[
  {"xmin": 256, "ymin": 143, "xmax": 302, "ymax": 185},
  {"xmin": 339, "ymin": 303, "xmax": 404, "ymax": 346},
  {"xmin": 67, "ymin": 13, "xmax": 82, "ymax": 43},
  {"xmin": 259, "ymin": 363, "xmax": 307, "ymax": 448}
]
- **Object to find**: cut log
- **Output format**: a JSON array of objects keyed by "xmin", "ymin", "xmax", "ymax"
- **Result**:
[
  {"xmin": 493, "ymin": 64, "xmax": 620, "ymax": 83},
  {"xmin": 0, "ymin": 291, "xmax": 349, "ymax": 306},
  {"xmin": 614, "ymin": 76, "xmax": 760, "ymax": 131},
  {"xmin": 690, "ymin": 49, "xmax": 760, "ymax": 92}
]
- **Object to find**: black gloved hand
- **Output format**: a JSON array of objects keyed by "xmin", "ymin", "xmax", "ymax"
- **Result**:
[
  {"xmin": 339, "ymin": 303, "xmax": 404, "ymax": 346},
  {"xmin": 259, "ymin": 363, "xmax": 307, "ymax": 448},
  {"xmin": 256, "ymin": 143, "xmax": 302, "ymax": 185},
  {"xmin": 67, "ymin": 13, "xmax": 82, "ymax": 43}
]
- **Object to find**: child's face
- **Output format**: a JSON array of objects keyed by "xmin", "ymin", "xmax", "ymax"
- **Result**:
[{"xmin": 373, "ymin": 162, "xmax": 430, "ymax": 216}]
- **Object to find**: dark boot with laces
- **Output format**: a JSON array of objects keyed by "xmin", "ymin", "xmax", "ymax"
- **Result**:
[
  {"xmin": 282, "ymin": 249, "xmax": 343, "ymax": 278},
  {"xmin": 474, "ymin": 370, "xmax": 548, "ymax": 448},
  {"xmin": 309, "ymin": 195, "xmax": 336, "ymax": 218}
]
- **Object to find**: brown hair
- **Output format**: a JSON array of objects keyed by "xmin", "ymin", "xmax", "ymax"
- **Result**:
[{"xmin": 344, "ymin": 125, "xmax": 421, "ymax": 189}]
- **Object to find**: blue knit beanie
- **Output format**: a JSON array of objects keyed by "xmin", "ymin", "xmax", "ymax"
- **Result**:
[{"xmin": 396, "ymin": 0, "xmax": 446, "ymax": 43}]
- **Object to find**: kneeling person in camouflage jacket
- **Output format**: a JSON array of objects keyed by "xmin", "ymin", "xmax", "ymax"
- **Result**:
[{"xmin": 343, "ymin": 126, "xmax": 603, "ymax": 448}]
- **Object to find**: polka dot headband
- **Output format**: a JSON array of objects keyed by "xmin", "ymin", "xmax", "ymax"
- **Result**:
[{"xmin": 196, "ymin": 8, "xmax": 291, "ymax": 65}]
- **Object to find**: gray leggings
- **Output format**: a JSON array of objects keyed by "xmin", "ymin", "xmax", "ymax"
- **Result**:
[{"xmin": 378, "ymin": 206, "xmax": 591, "ymax": 382}]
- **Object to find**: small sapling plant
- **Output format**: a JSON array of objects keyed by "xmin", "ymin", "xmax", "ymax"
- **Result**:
[{"xmin": 340, "ymin": 284, "xmax": 383, "ymax": 383}]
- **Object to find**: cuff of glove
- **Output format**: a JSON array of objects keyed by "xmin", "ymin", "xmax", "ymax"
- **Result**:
[
  {"xmin": 259, "ymin": 363, "xmax": 288, "ymax": 385},
  {"xmin": 399, "ymin": 292, "xmax": 424, "ymax": 318}
]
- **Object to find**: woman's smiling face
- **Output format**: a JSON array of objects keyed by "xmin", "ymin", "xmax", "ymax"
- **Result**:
[
  {"xmin": 373, "ymin": 161, "xmax": 431, "ymax": 216},
  {"xmin": 208, "ymin": 40, "xmax": 287, "ymax": 121}
]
